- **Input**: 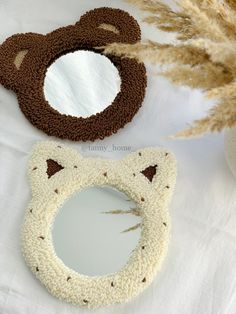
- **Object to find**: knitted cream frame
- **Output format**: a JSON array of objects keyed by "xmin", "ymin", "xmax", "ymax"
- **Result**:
[{"xmin": 22, "ymin": 141, "xmax": 177, "ymax": 309}]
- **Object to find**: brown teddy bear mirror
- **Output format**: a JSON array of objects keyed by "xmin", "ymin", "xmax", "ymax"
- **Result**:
[{"xmin": 0, "ymin": 8, "xmax": 147, "ymax": 141}]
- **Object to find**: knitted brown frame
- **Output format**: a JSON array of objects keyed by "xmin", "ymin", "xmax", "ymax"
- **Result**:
[{"xmin": 0, "ymin": 8, "xmax": 147, "ymax": 141}]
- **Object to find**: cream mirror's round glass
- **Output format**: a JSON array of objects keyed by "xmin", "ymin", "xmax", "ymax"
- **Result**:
[
  {"xmin": 52, "ymin": 186, "xmax": 141, "ymax": 277},
  {"xmin": 44, "ymin": 51, "xmax": 121, "ymax": 118}
]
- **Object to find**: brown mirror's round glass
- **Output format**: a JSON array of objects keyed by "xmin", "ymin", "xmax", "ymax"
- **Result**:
[
  {"xmin": 44, "ymin": 51, "xmax": 121, "ymax": 118},
  {"xmin": 52, "ymin": 186, "xmax": 141, "ymax": 276}
]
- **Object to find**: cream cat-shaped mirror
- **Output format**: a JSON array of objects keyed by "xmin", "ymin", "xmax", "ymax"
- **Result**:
[{"xmin": 22, "ymin": 141, "xmax": 177, "ymax": 308}]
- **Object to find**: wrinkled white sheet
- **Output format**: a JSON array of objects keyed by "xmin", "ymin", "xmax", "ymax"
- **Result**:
[{"xmin": 0, "ymin": 1, "xmax": 236, "ymax": 314}]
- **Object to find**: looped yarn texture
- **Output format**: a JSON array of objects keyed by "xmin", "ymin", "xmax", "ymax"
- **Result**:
[
  {"xmin": 0, "ymin": 8, "xmax": 147, "ymax": 141},
  {"xmin": 22, "ymin": 141, "xmax": 177, "ymax": 309}
]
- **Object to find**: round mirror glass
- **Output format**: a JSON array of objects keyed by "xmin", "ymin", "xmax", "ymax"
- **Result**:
[
  {"xmin": 44, "ymin": 51, "xmax": 121, "ymax": 118},
  {"xmin": 52, "ymin": 186, "xmax": 141, "ymax": 277}
]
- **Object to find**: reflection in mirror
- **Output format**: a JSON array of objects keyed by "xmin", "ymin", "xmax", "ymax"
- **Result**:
[
  {"xmin": 52, "ymin": 186, "xmax": 141, "ymax": 277},
  {"xmin": 44, "ymin": 51, "xmax": 121, "ymax": 118}
]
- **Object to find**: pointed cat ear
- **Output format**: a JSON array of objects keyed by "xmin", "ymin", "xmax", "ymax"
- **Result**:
[
  {"xmin": 121, "ymin": 147, "xmax": 177, "ymax": 194},
  {"xmin": 28, "ymin": 141, "xmax": 83, "ymax": 196}
]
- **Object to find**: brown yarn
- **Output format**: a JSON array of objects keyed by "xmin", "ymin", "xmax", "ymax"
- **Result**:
[
  {"xmin": 141, "ymin": 165, "xmax": 157, "ymax": 182},
  {"xmin": 0, "ymin": 7, "xmax": 147, "ymax": 142},
  {"xmin": 46, "ymin": 159, "xmax": 64, "ymax": 178}
]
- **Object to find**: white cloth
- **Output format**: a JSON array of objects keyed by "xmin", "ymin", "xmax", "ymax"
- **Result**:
[{"xmin": 0, "ymin": 1, "xmax": 236, "ymax": 314}]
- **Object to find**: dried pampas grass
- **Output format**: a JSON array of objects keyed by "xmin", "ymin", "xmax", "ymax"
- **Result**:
[{"xmin": 103, "ymin": 0, "xmax": 236, "ymax": 137}]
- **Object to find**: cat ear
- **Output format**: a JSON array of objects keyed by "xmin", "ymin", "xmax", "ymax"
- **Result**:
[
  {"xmin": 28, "ymin": 141, "xmax": 83, "ymax": 196},
  {"xmin": 121, "ymin": 147, "xmax": 177, "ymax": 198}
]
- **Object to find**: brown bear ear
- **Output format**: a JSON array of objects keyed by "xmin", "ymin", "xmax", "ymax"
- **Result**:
[
  {"xmin": 76, "ymin": 7, "xmax": 141, "ymax": 44},
  {"xmin": 0, "ymin": 33, "xmax": 44, "ymax": 91}
]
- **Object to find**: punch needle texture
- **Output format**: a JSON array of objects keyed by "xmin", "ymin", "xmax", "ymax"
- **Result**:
[{"xmin": 22, "ymin": 141, "xmax": 177, "ymax": 308}]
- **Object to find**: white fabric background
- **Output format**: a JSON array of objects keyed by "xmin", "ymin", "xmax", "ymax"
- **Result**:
[{"xmin": 0, "ymin": 1, "xmax": 236, "ymax": 313}]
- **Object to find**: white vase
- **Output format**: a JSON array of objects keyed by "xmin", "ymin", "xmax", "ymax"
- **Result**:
[{"xmin": 225, "ymin": 126, "xmax": 236, "ymax": 178}]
